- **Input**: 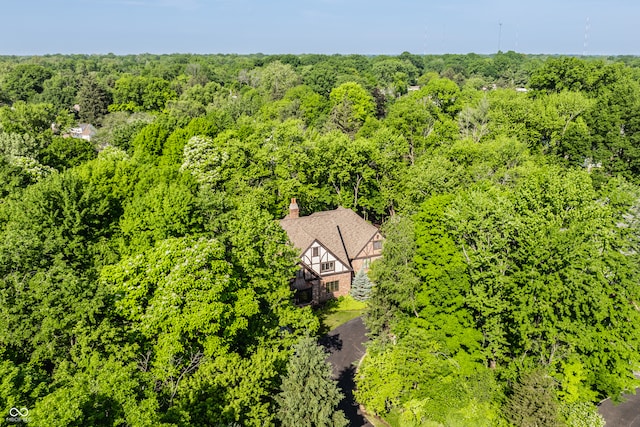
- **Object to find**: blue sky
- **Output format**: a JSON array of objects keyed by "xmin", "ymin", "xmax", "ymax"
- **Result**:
[{"xmin": 1, "ymin": 0, "xmax": 638, "ymax": 55}]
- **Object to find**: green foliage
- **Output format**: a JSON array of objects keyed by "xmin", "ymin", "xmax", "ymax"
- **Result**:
[
  {"xmin": 119, "ymin": 169, "xmax": 202, "ymax": 254},
  {"xmin": 37, "ymin": 70, "xmax": 79, "ymax": 111},
  {"xmin": 1, "ymin": 52, "xmax": 640, "ymax": 425},
  {"xmin": 372, "ymin": 58, "xmax": 419, "ymax": 96},
  {"xmin": 100, "ymin": 222, "xmax": 316, "ymax": 426},
  {"xmin": 94, "ymin": 111, "xmax": 154, "ymax": 152},
  {"xmin": 559, "ymin": 402, "xmax": 605, "ymax": 427},
  {"xmin": 0, "ymin": 155, "xmax": 32, "ymax": 197},
  {"xmin": 302, "ymin": 61, "xmax": 338, "ymax": 96},
  {"xmin": 421, "ymin": 77, "xmax": 462, "ymax": 116},
  {"xmin": 105, "ymin": 237, "xmax": 239, "ymax": 362},
  {"xmin": 412, "ymin": 195, "xmax": 483, "ymax": 359},
  {"xmin": 32, "ymin": 354, "xmax": 166, "ymax": 427},
  {"xmin": 529, "ymin": 57, "xmax": 600, "ymax": 94},
  {"xmin": 180, "ymin": 134, "xmax": 229, "ymax": 186},
  {"xmin": 0, "ymin": 167, "xmax": 124, "ymax": 368},
  {"xmin": 161, "ymin": 113, "xmax": 230, "ymax": 167},
  {"xmin": 459, "ymin": 95, "xmax": 490, "ymax": 142},
  {"xmin": 329, "ymin": 82, "xmax": 375, "ymax": 135},
  {"xmin": 40, "ymin": 136, "xmax": 96, "ymax": 170},
  {"xmin": 276, "ymin": 336, "xmax": 348, "ymax": 427},
  {"xmin": 6, "ymin": 155, "xmax": 56, "ymax": 182},
  {"xmin": 76, "ymin": 73, "xmax": 111, "ymax": 124},
  {"xmin": 503, "ymin": 369, "xmax": 563, "ymax": 427},
  {"xmin": 111, "ymin": 74, "xmax": 176, "ymax": 112},
  {"xmin": 310, "ymin": 131, "xmax": 381, "ymax": 213},
  {"xmin": 385, "ymin": 89, "xmax": 457, "ymax": 163},
  {"xmin": 446, "ymin": 166, "xmax": 640, "ymax": 396},
  {"xmin": 281, "ymin": 85, "xmax": 330, "ymax": 127},
  {"xmin": 131, "ymin": 116, "xmax": 177, "ymax": 160},
  {"xmin": 0, "ymin": 101, "xmax": 57, "ymax": 136},
  {"xmin": 2, "ymin": 64, "xmax": 52, "ymax": 102},
  {"xmin": 258, "ymin": 60, "xmax": 301, "ymax": 100},
  {"xmin": 356, "ymin": 328, "xmax": 502, "ymax": 426},
  {"xmin": 366, "ymin": 216, "xmax": 419, "ymax": 337},
  {"xmin": 0, "ymin": 132, "xmax": 40, "ymax": 157}
]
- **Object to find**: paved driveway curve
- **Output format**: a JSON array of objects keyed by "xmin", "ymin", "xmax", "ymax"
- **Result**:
[
  {"xmin": 599, "ymin": 389, "xmax": 640, "ymax": 427},
  {"xmin": 320, "ymin": 316, "xmax": 373, "ymax": 427}
]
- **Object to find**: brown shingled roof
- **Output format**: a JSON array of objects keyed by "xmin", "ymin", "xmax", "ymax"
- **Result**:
[{"xmin": 280, "ymin": 206, "xmax": 379, "ymax": 268}]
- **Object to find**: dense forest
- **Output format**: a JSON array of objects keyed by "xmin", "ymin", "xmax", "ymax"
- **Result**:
[{"xmin": 0, "ymin": 51, "xmax": 639, "ymax": 426}]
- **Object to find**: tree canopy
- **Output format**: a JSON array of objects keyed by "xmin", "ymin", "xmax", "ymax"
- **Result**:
[{"xmin": 0, "ymin": 51, "xmax": 639, "ymax": 426}]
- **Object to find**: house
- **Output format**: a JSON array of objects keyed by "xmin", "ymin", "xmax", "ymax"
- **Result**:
[
  {"xmin": 69, "ymin": 123, "xmax": 97, "ymax": 141},
  {"xmin": 279, "ymin": 198, "xmax": 383, "ymax": 305}
]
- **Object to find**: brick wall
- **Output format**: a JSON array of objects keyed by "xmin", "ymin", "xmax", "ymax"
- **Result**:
[{"xmin": 317, "ymin": 271, "xmax": 353, "ymax": 303}]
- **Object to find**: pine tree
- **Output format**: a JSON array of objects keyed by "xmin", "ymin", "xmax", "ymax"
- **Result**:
[
  {"xmin": 350, "ymin": 267, "xmax": 373, "ymax": 302},
  {"xmin": 504, "ymin": 369, "xmax": 563, "ymax": 427},
  {"xmin": 276, "ymin": 336, "xmax": 348, "ymax": 427},
  {"xmin": 76, "ymin": 74, "xmax": 111, "ymax": 124}
]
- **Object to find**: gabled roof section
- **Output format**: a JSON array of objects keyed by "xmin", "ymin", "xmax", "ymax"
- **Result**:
[{"xmin": 280, "ymin": 206, "xmax": 379, "ymax": 267}]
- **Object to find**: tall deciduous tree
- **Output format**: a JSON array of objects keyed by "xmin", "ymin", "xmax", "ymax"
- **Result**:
[
  {"xmin": 0, "ymin": 163, "xmax": 123, "ymax": 368},
  {"xmin": 366, "ymin": 215, "xmax": 420, "ymax": 337},
  {"xmin": 38, "ymin": 71, "xmax": 79, "ymax": 111},
  {"xmin": 258, "ymin": 60, "xmax": 301, "ymax": 101},
  {"xmin": 328, "ymin": 82, "xmax": 374, "ymax": 135},
  {"xmin": 447, "ymin": 166, "xmax": 640, "ymax": 396},
  {"xmin": 102, "ymin": 230, "xmax": 317, "ymax": 426},
  {"xmin": 310, "ymin": 131, "xmax": 381, "ymax": 214},
  {"xmin": 111, "ymin": 75, "xmax": 176, "ymax": 112},
  {"xmin": 2, "ymin": 64, "xmax": 52, "ymax": 102}
]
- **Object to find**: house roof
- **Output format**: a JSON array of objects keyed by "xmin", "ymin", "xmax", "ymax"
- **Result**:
[
  {"xmin": 69, "ymin": 124, "xmax": 97, "ymax": 138},
  {"xmin": 79, "ymin": 123, "xmax": 97, "ymax": 135},
  {"xmin": 280, "ymin": 206, "xmax": 379, "ymax": 268}
]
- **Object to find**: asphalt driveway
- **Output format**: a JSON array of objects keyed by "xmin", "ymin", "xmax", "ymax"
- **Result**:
[
  {"xmin": 320, "ymin": 316, "xmax": 372, "ymax": 427},
  {"xmin": 599, "ymin": 390, "xmax": 640, "ymax": 427}
]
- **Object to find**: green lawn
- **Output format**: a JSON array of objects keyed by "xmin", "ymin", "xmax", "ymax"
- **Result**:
[{"xmin": 317, "ymin": 296, "xmax": 367, "ymax": 332}]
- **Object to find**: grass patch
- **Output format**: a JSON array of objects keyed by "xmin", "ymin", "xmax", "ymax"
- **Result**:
[{"xmin": 317, "ymin": 296, "xmax": 367, "ymax": 332}]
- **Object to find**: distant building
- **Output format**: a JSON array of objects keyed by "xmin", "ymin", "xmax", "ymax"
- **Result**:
[
  {"xmin": 280, "ymin": 198, "xmax": 383, "ymax": 305},
  {"xmin": 69, "ymin": 123, "xmax": 97, "ymax": 141},
  {"xmin": 583, "ymin": 157, "xmax": 602, "ymax": 172}
]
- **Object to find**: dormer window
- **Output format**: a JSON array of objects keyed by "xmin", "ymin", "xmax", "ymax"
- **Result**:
[
  {"xmin": 373, "ymin": 240, "xmax": 383, "ymax": 250},
  {"xmin": 312, "ymin": 247, "xmax": 319, "ymax": 257}
]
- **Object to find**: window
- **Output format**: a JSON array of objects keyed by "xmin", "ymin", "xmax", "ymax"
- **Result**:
[
  {"xmin": 321, "ymin": 261, "xmax": 335, "ymax": 273},
  {"xmin": 373, "ymin": 240, "xmax": 383, "ymax": 250},
  {"xmin": 326, "ymin": 281, "xmax": 339, "ymax": 293},
  {"xmin": 311, "ymin": 247, "xmax": 319, "ymax": 257}
]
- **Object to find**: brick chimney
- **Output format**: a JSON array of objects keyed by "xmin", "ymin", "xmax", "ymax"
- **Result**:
[{"xmin": 289, "ymin": 198, "xmax": 299, "ymax": 219}]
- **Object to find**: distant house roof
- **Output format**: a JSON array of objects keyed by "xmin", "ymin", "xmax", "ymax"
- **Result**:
[
  {"xmin": 69, "ymin": 123, "xmax": 97, "ymax": 141},
  {"xmin": 280, "ymin": 205, "xmax": 379, "ymax": 268}
]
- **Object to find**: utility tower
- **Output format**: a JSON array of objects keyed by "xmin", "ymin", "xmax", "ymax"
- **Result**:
[{"xmin": 583, "ymin": 17, "xmax": 590, "ymax": 56}]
